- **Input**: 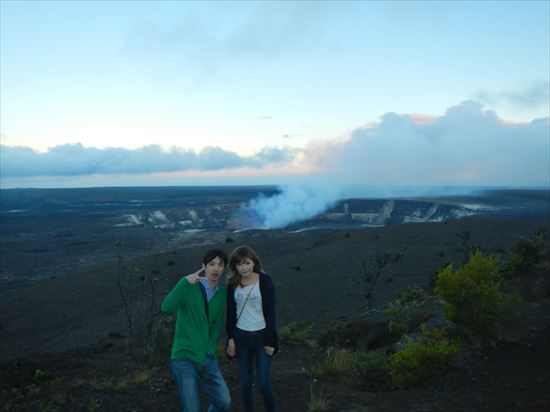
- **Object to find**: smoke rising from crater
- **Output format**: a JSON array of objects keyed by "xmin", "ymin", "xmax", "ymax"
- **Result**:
[
  {"xmin": 234, "ymin": 181, "xmax": 343, "ymax": 229},
  {"xmin": 238, "ymin": 101, "xmax": 549, "ymax": 229}
]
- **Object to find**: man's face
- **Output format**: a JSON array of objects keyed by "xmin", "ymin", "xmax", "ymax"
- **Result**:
[{"xmin": 204, "ymin": 256, "xmax": 225, "ymax": 284}]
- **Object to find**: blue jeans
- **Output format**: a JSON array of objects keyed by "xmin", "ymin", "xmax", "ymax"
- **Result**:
[
  {"xmin": 234, "ymin": 328, "xmax": 276, "ymax": 412},
  {"xmin": 170, "ymin": 354, "xmax": 231, "ymax": 412}
]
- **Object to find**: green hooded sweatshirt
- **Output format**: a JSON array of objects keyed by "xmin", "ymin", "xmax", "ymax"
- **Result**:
[{"xmin": 161, "ymin": 278, "xmax": 226, "ymax": 363}]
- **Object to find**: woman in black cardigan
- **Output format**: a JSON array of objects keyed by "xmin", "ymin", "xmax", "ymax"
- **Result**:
[{"xmin": 226, "ymin": 246, "xmax": 278, "ymax": 412}]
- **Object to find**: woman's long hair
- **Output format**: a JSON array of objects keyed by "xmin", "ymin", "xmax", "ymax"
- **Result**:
[{"xmin": 228, "ymin": 245, "xmax": 263, "ymax": 286}]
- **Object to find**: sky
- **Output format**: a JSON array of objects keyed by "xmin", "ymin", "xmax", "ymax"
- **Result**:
[{"xmin": 1, "ymin": 0, "xmax": 549, "ymax": 190}]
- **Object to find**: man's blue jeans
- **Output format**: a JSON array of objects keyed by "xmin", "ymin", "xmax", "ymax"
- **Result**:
[
  {"xmin": 170, "ymin": 354, "xmax": 231, "ymax": 412},
  {"xmin": 234, "ymin": 328, "xmax": 276, "ymax": 412}
]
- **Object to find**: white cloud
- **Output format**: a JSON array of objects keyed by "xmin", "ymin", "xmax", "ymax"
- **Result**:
[
  {"xmin": 475, "ymin": 81, "xmax": 550, "ymax": 110},
  {"xmin": 2, "ymin": 100, "xmax": 548, "ymax": 197},
  {"xmin": 238, "ymin": 100, "xmax": 549, "ymax": 228},
  {"xmin": 329, "ymin": 100, "xmax": 549, "ymax": 186},
  {"xmin": 0, "ymin": 143, "xmax": 297, "ymax": 177},
  {"xmin": 122, "ymin": 3, "xmax": 346, "ymax": 60}
]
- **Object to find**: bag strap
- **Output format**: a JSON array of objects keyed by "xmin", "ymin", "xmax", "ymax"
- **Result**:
[{"xmin": 236, "ymin": 280, "xmax": 258, "ymax": 325}]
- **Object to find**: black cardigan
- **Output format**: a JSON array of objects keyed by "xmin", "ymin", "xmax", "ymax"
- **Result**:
[{"xmin": 226, "ymin": 272, "xmax": 278, "ymax": 353}]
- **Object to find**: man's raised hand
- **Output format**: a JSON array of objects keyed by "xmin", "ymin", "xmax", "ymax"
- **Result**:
[{"xmin": 185, "ymin": 266, "xmax": 206, "ymax": 284}]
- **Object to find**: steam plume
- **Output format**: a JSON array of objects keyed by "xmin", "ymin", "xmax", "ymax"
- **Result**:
[{"xmin": 237, "ymin": 101, "xmax": 549, "ymax": 229}]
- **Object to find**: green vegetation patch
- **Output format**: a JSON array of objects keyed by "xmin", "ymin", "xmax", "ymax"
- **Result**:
[
  {"xmin": 389, "ymin": 328, "xmax": 460, "ymax": 388},
  {"xmin": 307, "ymin": 384, "xmax": 330, "ymax": 412},
  {"xmin": 384, "ymin": 285, "xmax": 430, "ymax": 338},
  {"xmin": 435, "ymin": 250, "xmax": 520, "ymax": 343},
  {"xmin": 279, "ymin": 322, "xmax": 315, "ymax": 347},
  {"xmin": 312, "ymin": 347, "xmax": 388, "ymax": 382},
  {"xmin": 503, "ymin": 233, "xmax": 546, "ymax": 277}
]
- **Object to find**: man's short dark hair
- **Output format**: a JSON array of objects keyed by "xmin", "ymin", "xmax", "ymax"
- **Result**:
[{"xmin": 202, "ymin": 249, "xmax": 228, "ymax": 266}]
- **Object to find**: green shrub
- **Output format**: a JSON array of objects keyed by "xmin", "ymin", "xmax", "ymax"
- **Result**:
[
  {"xmin": 307, "ymin": 384, "xmax": 329, "ymax": 412},
  {"xmin": 399, "ymin": 285, "xmax": 430, "ymax": 305},
  {"xmin": 132, "ymin": 370, "xmax": 152, "ymax": 385},
  {"xmin": 279, "ymin": 322, "xmax": 315, "ymax": 347},
  {"xmin": 312, "ymin": 347, "xmax": 388, "ymax": 381},
  {"xmin": 145, "ymin": 314, "xmax": 174, "ymax": 365},
  {"xmin": 312, "ymin": 348, "xmax": 358, "ymax": 380},
  {"xmin": 384, "ymin": 285, "xmax": 429, "ymax": 338},
  {"xmin": 385, "ymin": 300, "xmax": 411, "ymax": 337},
  {"xmin": 434, "ymin": 250, "xmax": 520, "ymax": 342},
  {"xmin": 507, "ymin": 233, "xmax": 545, "ymax": 274},
  {"xmin": 389, "ymin": 328, "xmax": 460, "ymax": 387},
  {"xmin": 357, "ymin": 347, "xmax": 388, "ymax": 379}
]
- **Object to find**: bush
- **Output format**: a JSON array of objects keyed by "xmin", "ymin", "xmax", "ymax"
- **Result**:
[
  {"xmin": 144, "ymin": 315, "xmax": 174, "ymax": 365},
  {"xmin": 399, "ymin": 285, "xmax": 430, "ymax": 305},
  {"xmin": 385, "ymin": 300, "xmax": 410, "ymax": 337},
  {"xmin": 389, "ymin": 328, "xmax": 460, "ymax": 387},
  {"xmin": 312, "ymin": 347, "xmax": 388, "ymax": 382},
  {"xmin": 356, "ymin": 347, "xmax": 388, "ymax": 383},
  {"xmin": 312, "ymin": 348, "xmax": 359, "ymax": 380},
  {"xmin": 506, "ymin": 233, "xmax": 545, "ymax": 275},
  {"xmin": 384, "ymin": 285, "xmax": 429, "ymax": 338},
  {"xmin": 279, "ymin": 322, "xmax": 315, "ymax": 347},
  {"xmin": 434, "ymin": 250, "xmax": 520, "ymax": 343},
  {"xmin": 307, "ymin": 384, "xmax": 329, "ymax": 412}
]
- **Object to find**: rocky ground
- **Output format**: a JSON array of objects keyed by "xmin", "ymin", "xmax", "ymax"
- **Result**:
[{"xmin": 1, "ymin": 216, "xmax": 550, "ymax": 411}]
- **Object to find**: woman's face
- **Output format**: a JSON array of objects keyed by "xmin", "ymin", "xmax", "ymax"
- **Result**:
[{"xmin": 236, "ymin": 258, "xmax": 254, "ymax": 277}]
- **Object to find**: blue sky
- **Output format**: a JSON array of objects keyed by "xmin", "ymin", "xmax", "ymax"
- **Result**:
[{"xmin": 1, "ymin": 0, "xmax": 549, "ymax": 188}]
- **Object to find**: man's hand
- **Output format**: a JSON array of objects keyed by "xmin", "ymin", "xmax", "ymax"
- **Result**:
[
  {"xmin": 185, "ymin": 266, "xmax": 206, "ymax": 284},
  {"xmin": 264, "ymin": 346, "xmax": 274, "ymax": 356}
]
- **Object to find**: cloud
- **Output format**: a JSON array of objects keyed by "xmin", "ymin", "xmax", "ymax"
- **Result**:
[
  {"xmin": 0, "ymin": 143, "xmax": 297, "ymax": 177},
  {"xmin": 117, "ymin": 3, "xmax": 357, "ymax": 93},
  {"xmin": 238, "ymin": 100, "xmax": 549, "ymax": 228},
  {"xmin": 329, "ymin": 100, "xmax": 549, "ymax": 186},
  {"xmin": 120, "ymin": 3, "xmax": 351, "ymax": 71},
  {"xmin": 196, "ymin": 146, "xmax": 243, "ymax": 171},
  {"xmin": 3, "ymin": 100, "xmax": 548, "ymax": 227},
  {"xmin": 249, "ymin": 147, "xmax": 299, "ymax": 166},
  {"xmin": 475, "ymin": 81, "xmax": 550, "ymax": 110},
  {"xmin": 223, "ymin": 2, "xmax": 342, "ymax": 58}
]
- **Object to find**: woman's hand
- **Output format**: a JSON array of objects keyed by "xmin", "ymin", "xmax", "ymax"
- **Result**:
[
  {"xmin": 185, "ymin": 266, "xmax": 206, "ymax": 284},
  {"xmin": 226, "ymin": 339, "xmax": 237, "ymax": 358},
  {"xmin": 264, "ymin": 346, "xmax": 274, "ymax": 356}
]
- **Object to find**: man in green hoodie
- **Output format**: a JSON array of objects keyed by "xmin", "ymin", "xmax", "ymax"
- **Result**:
[{"xmin": 161, "ymin": 249, "xmax": 231, "ymax": 412}]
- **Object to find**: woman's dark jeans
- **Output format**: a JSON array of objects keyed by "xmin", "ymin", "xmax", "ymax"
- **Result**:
[{"xmin": 234, "ymin": 328, "xmax": 276, "ymax": 412}]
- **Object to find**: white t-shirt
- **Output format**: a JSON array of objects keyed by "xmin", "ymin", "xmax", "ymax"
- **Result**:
[{"xmin": 235, "ymin": 281, "xmax": 266, "ymax": 331}]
